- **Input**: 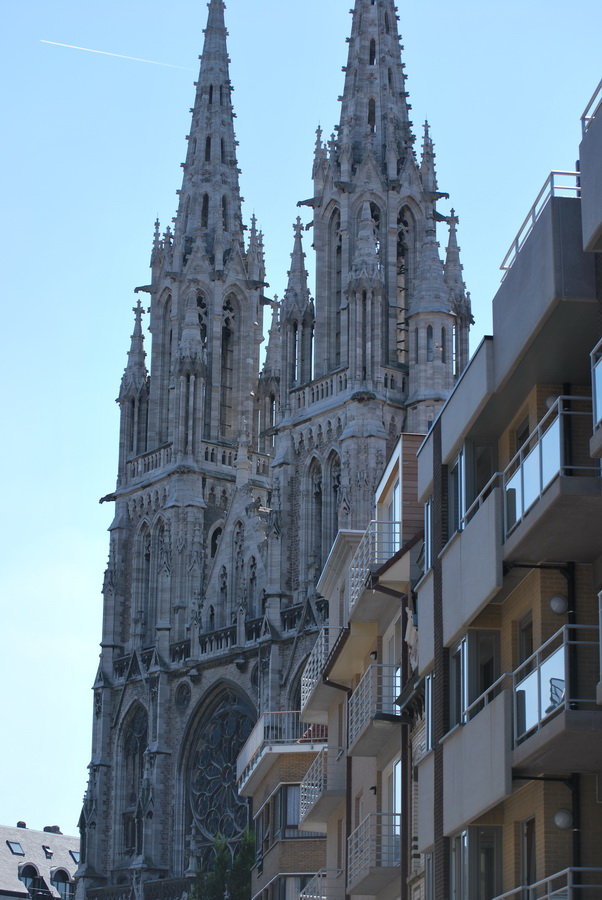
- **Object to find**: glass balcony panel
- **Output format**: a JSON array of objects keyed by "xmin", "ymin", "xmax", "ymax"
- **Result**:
[
  {"xmin": 540, "ymin": 417, "xmax": 561, "ymax": 490},
  {"xmin": 539, "ymin": 646, "xmax": 565, "ymax": 716},
  {"xmin": 521, "ymin": 442, "xmax": 541, "ymax": 514},
  {"xmin": 515, "ymin": 669, "xmax": 540, "ymax": 738},
  {"xmin": 594, "ymin": 355, "xmax": 602, "ymax": 427},
  {"xmin": 505, "ymin": 468, "xmax": 522, "ymax": 531}
]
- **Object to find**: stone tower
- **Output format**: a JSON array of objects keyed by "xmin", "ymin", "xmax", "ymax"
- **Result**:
[{"xmin": 77, "ymin": 0, "xmax": 470, "ymax": 895}]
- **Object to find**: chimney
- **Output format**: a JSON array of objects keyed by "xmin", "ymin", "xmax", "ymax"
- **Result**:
[{"xmin": 16, "ymin": 822, "xmax": 26, "ymax": 829}]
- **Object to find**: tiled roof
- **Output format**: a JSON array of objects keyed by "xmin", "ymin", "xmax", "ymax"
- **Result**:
[{"xmin": 0, "ymin": 825, "xmax": 79, "ymax": 899}]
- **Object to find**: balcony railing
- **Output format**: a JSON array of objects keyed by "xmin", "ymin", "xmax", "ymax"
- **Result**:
[
  {"xmin": 582, "ymin": 78, "xmax": 602, "ymax": 133},
  {"xmin": 300, "ymin": 746, "xmax": 345, "ymax": 822},
  {"xmin": 349, "ymin": 520, "xmax": 402, "ymax": 615},
  {"xmin": 492, "ymin": 867, "xmax": 602, "ymax": 899},
  {"xmin": 299, "ymin": 869, "xmax": 345, "ymax": 900},
  {"xmin": 347, "ymin": 813, "xmax": 401, "ymax": 889},
  {"xmin": 513, "ymin": 624, "xmax": 600, "ymax": 746},
  {"xmin": 503, "ymin": 396, "xmax": 597, "ymax": 537},
  {"xmin": 348, "ymin": 665, "xmax": 401, "ymax": 749},
  {"xmin": 300, "ymin": 627, "xmax": 342, "ymax": 712},
  {"xmin": 236, "ymin": 711, "xmax": 327, "ymax": 789},
  {"xmin": 591, "ymin": 338, "xmax": 602, "ymax": 431},
  {"xmin": 500, "ymin": 171, "xmax": 581, "ymax": 274}
]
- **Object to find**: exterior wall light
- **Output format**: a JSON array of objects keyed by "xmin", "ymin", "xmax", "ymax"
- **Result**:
[
  {"xmin": 553, "ymin": 809, "xmax": 573, "ymax": 830},
  {"xmin": 549, "ymin": 594, "xmax": 569, "ymax": 615}
]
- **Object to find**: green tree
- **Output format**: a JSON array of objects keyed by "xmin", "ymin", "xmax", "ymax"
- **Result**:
[{"xmin": 190, "ymin": 830, "xmax": 254, "ymax": 900}]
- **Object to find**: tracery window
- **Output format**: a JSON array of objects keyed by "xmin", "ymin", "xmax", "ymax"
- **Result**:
[
  {"xmin": 121, "ymin": 705, "xmax": 148, "ymax": 858},
  {"xmin": 187, "ymin": 691, "xmax": 255, "ymax": 868}
]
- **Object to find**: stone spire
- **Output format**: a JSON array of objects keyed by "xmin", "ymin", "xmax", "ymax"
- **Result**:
[
  {"xmin": 420, "ymin": 121, "xmax": 437, "ymax": 193},
  {"xmin": 338, "ymin": 0, "xmax": 413, "ymax": 165},
  {"xmin": 120, "ymin": 299, "xmax": 148, "ymax": 396},
  {"xmin": 445, "ymin": 211, "xmax": 473, "ymax": 373},
  {"xmin": 411, "ymin": 218, "xmax": 450, "ymax": 314},
  {"xmin": 174, "ymin": 0, "xmax": 243, "ymax": 255},
  {"xmin": 282, "ymin": 218, "xmax": 311, "ymax": 321}
]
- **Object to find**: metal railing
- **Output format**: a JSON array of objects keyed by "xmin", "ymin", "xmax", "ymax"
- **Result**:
[
  {"xmin": 513, "ymin": 624, "xmax": 600, "ymax": 746},
  {"xmin": 491, "ymin": 867, "xmax": 602, "ymax": 899},
  {"xmin": 582, "ymin": 79, "xmax": 602, "ymax": 134},
  {"xmin": 349, "ymin": 520, "xmax": 403, "ymax": 615},
  {"xmin": 299, "ymin": 747, "xmax": 345, "ymax": 822},
  {"xmin": 500, "ymin": 172, "xmax": 580, "ymax": 274},
  {"xmin": 347, "ymin": 813, "xmax": 401, "ymax": 888},
  {"xmin": 503, "ymin": 396, "xmax": 597, "ymax": 538},
  {"xmin": 299, "ymin": 869, "xmax": 345, "ymax": 900},
  {"xmin": 300, "ymin": 627, "xmax": 342, "ymax": 711},
  {"xmin": 236, "ymin": 711, "xmax": 327, "ymax": 788},
  {"xmin": 348, "ymin": 665, "xmax": 401, "ymax": 749},
  {"xmin": 591, "ymin": 338, "xmax": 602, "ymax": 430}
]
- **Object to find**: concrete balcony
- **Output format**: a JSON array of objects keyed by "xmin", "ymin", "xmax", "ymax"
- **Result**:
[
  {"xmin": 441, "ymin": 486, "xmax": 503, "ymax": 646},
  {"xmin": 347, "ymin": 813, "xmax": 401, "ymax": 895},
  {"xmin": 491, "ymin": 867, "xmax": 602, "ymax": 900},
  {"xmin": 299, "ymin": 869, "xmax": 345, "ymax": 900},
  {"xmin": 348, "ymin": 520, "xmax": 409, "ymax": 630},
  {"xmin": 442, "ymin": 689, "xmax": 513, "ymax": 835},
  {"xmin": 494, "ymin": 180, "xmax": 597, "ymax": 394},
  {"xmin": 300, "ymin": 627, "xmax": 344, "ymax": 725},
  {"xmin": 299, "ymin": 747, "xmax": 346, "ymax": 833},
  {"xmin": 348, "ymin": 665, "xmax": 402, "ymax": 757},
  {"xmin": 580, "ymin": 79, "xmax": 602, "ymax": 252},
  {"xmin": 502, "ymin": 397, "xmax": 602, "ymax": 564},
  {"xmin": 512, "ymin": 625, "xmax": 602, "ymax": 775},
  {"xmin": 591, "ymin": 338, "xmax": 602, "ymax": 458},
  {"xmin": 236, "ymin": 711, "xmax": 327, "ymax": 795}
]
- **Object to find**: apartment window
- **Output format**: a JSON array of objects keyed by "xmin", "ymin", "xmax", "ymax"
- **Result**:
[
  {"xmin": 522, "ymin": 817, "xmax": 536, "ymax": 893},
  {"xmin": 425, "ymin": 672, "xmax": 434, "ymax": 751},
  {"xmin": 425, "ymin": 851, "xmax": 434, "ymax": 900},
  {"xmin": 450, "ymin": 631, "xmax": 500, "ymax": 725},
  {"xmin": 424, "ymin": 498, "xmax": 433, "ymax": 570},
  {"xmin": 451, "ymin": 827, "xmax": 501, "ymax": 900},
  {"xmin": 447, "ymin": 449, "xmax": 465, "ymax": 537},
  {"xmin": 274, "ymin": 784, "xmax": 301, "ymax": 839},
  {"xmin": 277, "ymin": 877, "xmax": 311, "ymax": 900}
]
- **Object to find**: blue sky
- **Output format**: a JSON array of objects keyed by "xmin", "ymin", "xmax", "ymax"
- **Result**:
[{"xmin": 1, "ymin": 0, "xmax": 600, "ymax": 834}]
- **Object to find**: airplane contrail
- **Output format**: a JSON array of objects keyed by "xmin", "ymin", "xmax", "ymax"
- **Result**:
[{"xmin": 41, "ymin": 40, "xmax": 193, "ymax": 70}]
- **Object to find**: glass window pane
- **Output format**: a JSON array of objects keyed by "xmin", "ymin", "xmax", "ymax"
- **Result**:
[{"xmin": 540, "ymin": 416, "xmax": 561, "ymax": 489}]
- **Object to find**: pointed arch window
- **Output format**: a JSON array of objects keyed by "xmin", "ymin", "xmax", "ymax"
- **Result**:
[
  {"xmin": 330, "ymin": 208, "xmax": 343, "ymax": 369},
  {"xmin": 368, "ymin": 98, "xmax": 376, "ymax": 134},
  {"xmin": 385, "ymin": 12, "xmax": 390, "ymax": 33},
  {"xmin": 205, "ymin": 136, "xmax": 211, "ymax": 162},
  {"xmin": 208, "ymin": 85, "xmax": 213, "ymax": 105},
  {"xmin": 221, "ymin": 138, "xmax": 226, "ymax": 164},
  {"xmin": 210, "ymin": 527, "xmax": 223, "ymax": 559},
  {"xmin": 219, "ymin": 84, "xmax": 224, "ymax": 105},
  {"xmin": 414, "ymin": 328, "xmax": 419, "ymax": 364},
  {"xmin": 441, "ymin": 326, "xmax": 447, "ymax": 364},
  {"xmin": 121, "ymin": 705, "xmax": 148, "ymax": 859},
  {"xmin": 201, "ymin": 194, "xmax": 209, "ymax": 230},
  {"xmin": 292, "ymin": 322, "xmax": 299, "ymax": 384},
  {"xmin": 222, "ymin": 196, "xmax": 229, "ymax": 232},
  {"xmin": 427, "ymin": 325, "xmax": 434, "ymax": 362},
  {"xmin": 220, "ymin": 295, "xmax": 236, "ymax": 438},
  {"xmin": 388, "ymin": 68, "xmax": 393, "ymax": 91},
  {"xmin": 397, "ymin": 208, "xmax": 414, "ymax": 365},
  {"xmin": 369, "ymin": 39, "xmax": 376, "ymax": 66}
]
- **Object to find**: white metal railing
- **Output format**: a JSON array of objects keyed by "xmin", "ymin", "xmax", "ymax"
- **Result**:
[
  {"xmin": 299, "ymin": 869, "xmax": 345, "ymax": 900},
  {"xmin": 349, "ymin": 520, "xmax": 403, "ymax": 614},
  {"xmin": 591, "ymin": 337, "xmax": 602, "ymax": 430},
  {"xmin": 503, "ymin": 396, "xmax": 597, "ymax": 538},
  {"xmin": 513, "ymin": 625, "xmax": 600, "ymax": 747},
  {"xmin": 492, "ymin": 867, "xmax": 602, "ymax": 899},
  {"xmin": 300, "ymin": 627, "xmax": 342, "ymax": 711},
  {"xmin": 500, "ymin": 172, "xmax": 581, "ymax": 274},
  {"xmin": 299, "ymin": 747, "xmax": 345, "ymax": 822},
  {"xmin": 347, "ymin": 813, "xmax": 401, "ymax": 887},
  {"xmin": 236, "ymin": 711, "xmax": 327, "ymax": 788},
  {"xmin": 582, "ymin": 79, "xmax": 602, "ymax": 134},
  {"xmin": 348, "ymin": 665, "xmax": 401, "ymax": 748}
]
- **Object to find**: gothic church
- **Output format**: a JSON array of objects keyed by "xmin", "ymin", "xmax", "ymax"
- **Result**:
[{"xmin": 76, "ymin": 0, "xmax": 471, "ymax": 894}]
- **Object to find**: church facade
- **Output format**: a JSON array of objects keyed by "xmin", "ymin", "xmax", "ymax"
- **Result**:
[{"xmin": 76, "ymin": 0, "xmax": 470, "ymax": 895}]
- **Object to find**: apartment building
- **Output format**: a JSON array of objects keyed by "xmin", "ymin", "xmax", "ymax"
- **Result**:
[
  {"xmin": 296, "ymin": 435, "xmax": 424, "ymax": 900},
  {"xmin": 414, "ymin": 82, "xmax": 602, "ymax": 899}
]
